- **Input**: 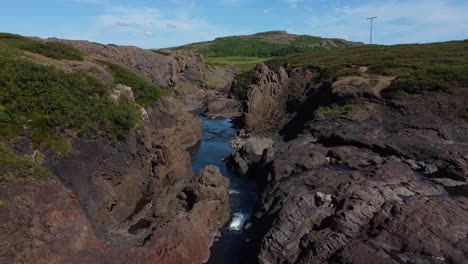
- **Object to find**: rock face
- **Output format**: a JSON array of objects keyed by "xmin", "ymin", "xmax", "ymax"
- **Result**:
[
  {"xmin": 242, "ymin": 63, "xmax": 321, "ymax": 133},
  {"xmin": 227, "ymin": 137, "xmax": 274, "ymax": 175},
  {"xmin": 237, "ymin": 64, "xmax": 468, "ymax": 263},
  {"xmin": 50, "ymin": 38, "xmax": 207, "ymax": 90},
  {"xmin": 205, "ymin": 64, "xmax": 239, "ymax": 92},
  {"xmin": 205, "ymin": 97, "xmax": 241, "ymax": 119},
  {"xmin": 245, "ymin": 139, "xmax": 468, "ymax": 264},
  {"xmin": 0, "ymin": 97, "xmax": 230, "ymax": 263}
]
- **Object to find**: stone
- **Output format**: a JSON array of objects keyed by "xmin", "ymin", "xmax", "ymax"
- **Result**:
[{"xmin": 110, "ymin": 84, "xmax": 135, "ymax": 102}]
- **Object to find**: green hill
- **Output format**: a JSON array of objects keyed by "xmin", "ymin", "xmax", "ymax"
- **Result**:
[
  {"xmin": 159, "ymin": 31, "xmax": 361, "ymax": 71},
  {"xmin": 232, "ymin": 40, "xmax": 468, "ymax": 98},
  {"xmin": 160, "ymin": 31, "xmax": 361, "ymax": 57}
]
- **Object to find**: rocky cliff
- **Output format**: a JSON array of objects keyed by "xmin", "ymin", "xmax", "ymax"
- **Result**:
[
  {"xmin": 233, "ymin": 59, "xmax": 468, "ymax": 263},
  {"xmin": 51, "ymin": 38, "xmax": 207, "ymax": 90},
  {"xmin": 0, "ymin": 97, "xmax": 230, "ymax": 264},
  {"xmin": 0, "ymin": 34, "xmax": 231, "ymax": 264}
]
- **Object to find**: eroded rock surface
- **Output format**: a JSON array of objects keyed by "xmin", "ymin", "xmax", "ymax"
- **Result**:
[
  {"xmin": 0, "ymin": 97, "xmax": 230, "ymax": 264},
  {"xmin": 238, "ymin": 63, "xmax": 468, "ymax": 263},
  {"xmin": 50, "ymin": 38, "xmax": 207, "ymax": 89}
]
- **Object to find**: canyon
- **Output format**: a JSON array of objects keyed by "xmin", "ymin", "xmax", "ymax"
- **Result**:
[{"xmin": 0, "ymin": 33, "xmax": 467, "ymax": 264}]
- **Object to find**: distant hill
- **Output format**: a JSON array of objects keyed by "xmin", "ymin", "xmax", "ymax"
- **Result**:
[{"xmin": 159, "ymin": 31, "xmax": 363, "ymax": 58}]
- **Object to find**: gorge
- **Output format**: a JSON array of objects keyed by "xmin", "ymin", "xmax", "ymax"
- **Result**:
[{"xmin": 0, "ymin": 31, "xmax": 467, "ymax": 264}]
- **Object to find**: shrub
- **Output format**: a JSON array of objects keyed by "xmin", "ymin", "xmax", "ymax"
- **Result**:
[
  {"xmin": 97, "ymin": 60, "xmax": 164, "ymax": 107},
  {"xmin": 315, "ymin": 105, "xmax": 354, "ymax": 119},
  {"xmin": 0, "ymin": 142, "xmax": 51, "ymax": 180},
  {"xmin": 0, "ymin": 58, "xmax": 142, "ymax": 152}
]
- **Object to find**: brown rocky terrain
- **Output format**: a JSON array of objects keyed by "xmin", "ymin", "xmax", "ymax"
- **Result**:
[
  {"xmin": 0, "ymin": 96, "xmax": 230, "ymax": 263},
  {"xmin": 50, "ymin": 38, "xmax": 207, "ymax": 90},
  {"xmin": 230, "ymin": 63, "xmax": 468, "ymax": 263}
]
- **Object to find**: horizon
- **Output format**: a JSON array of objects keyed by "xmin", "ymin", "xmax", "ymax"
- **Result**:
[{"xmin": 2, "ymin": 0, "xmax": 468, "ymax": 49}]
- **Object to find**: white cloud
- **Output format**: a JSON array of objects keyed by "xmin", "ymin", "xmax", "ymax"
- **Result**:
[
  {"xmin": 97, "ymin": 7, "xmax": 215, "ymax": 32},
  {"xmin": 287, "ymin": 0, "xmax": 302, "ymax": 8},
  {"xmin": 92, "ymin": 5, "xmax": 229, "ymax": 48}
]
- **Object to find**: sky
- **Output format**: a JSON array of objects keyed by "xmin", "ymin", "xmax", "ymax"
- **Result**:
[{"xmin": 1, "ymin": 0, "xmax": 467, "ymax": 49}]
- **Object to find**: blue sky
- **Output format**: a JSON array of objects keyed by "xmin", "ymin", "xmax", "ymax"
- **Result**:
[{"xmin": 2, "ymin": 0, "xmax": 467, "ymax": 48}]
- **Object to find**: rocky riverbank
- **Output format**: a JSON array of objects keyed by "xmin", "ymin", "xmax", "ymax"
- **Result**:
[
  {"xmin": 0, "ymin": 96, "xmax": 231, "ymax": 264},
  {"xmin": 228, "ymin": 62, "xmax": 468, "ymax": 263}
]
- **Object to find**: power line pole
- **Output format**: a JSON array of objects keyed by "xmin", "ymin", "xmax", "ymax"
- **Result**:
[{"xmin": 366, "ymin": 17, "xmax": 377, "ymax": 44}]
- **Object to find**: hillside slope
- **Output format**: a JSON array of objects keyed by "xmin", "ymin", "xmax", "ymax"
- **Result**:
[
  {"xmin": 0, "ymin": 33, "xmax": 229, "ymax": 264},
  {"xmin": 160, "ymin": 31, "xmax": 362, "ymax": 58},
  {"xmin": 227, "ymin": 39, "xmax": 468, "ymax": 263}
]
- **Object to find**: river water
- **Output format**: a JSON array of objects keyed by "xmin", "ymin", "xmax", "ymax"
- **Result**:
[{"xmin": 189, "ymin": 117, "xmax": 257, "ymax": 264}]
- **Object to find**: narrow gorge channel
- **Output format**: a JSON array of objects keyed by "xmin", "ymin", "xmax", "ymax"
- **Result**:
[{"xmin": 189, "ymin": 117, "xmax": 257, "ymax": 264}]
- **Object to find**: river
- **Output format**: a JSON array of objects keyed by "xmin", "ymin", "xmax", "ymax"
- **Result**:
[{"xmin": 188, "ymin": 117, "xmax": 257, "ymax": 264}]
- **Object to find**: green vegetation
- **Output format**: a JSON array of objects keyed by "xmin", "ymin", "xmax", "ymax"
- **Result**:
[
  {"xmin": 0, "ymin": 58, "xmax": 142, "ymax": 152},
  {"xmin": 463, "ymin": 111, "xmax": 468, "ymax": 119},
  {"xmin": 97, "ymin": 60, "xmax": 165, "ymax": 107},
  {"xmin": 231, "ymin": 69, "xmax": 256, "ymax": 99},
  {"xmin": 0, "ymin": 200, "xmax": 5, "ymax": 206},
  {"xmin": 205, "ymin": 56, "xmax": 272, "ymax": 72},
  {"xmin": 151, "ymin": 50, "xmax": 170, "ymax": 56},
  {"xmin": 164, "ymin": 31, "xmax": 346, "ymax": 58},
  {"xmin": 0, "ymin": 33, "xmax": 153, "ymax": 182},
  {"xmin": 315, "ymin": 105, "xmax": 354, "ymax": 119},
  {"xmin": 0, "ymin": 33, "xmax": 85, "ymax": 61},
  {"xmin": 267, "ymin": 41, "xmax": 468, "ymax": 95},
  {"xmin": 0, "ymin": 142, "xmax": 51, "ymax": 180}
]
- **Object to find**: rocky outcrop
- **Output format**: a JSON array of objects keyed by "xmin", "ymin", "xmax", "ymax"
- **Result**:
[
  {"xmin": 244, "ymin": 136, "xmax": 468, "ymax": 264},
  {"xmin": 237, "ymin": 63, "xmax": 468, "ymax": 263},
  {"xmin": 205, "ymin": 97, "xmax": 240, "ymax": 119},
  {"xmin": 49, "ymin": 38, "xmax": 207, "ymax": 89},
  {"xmin": 242, "ymin": 63, "xmax": 320, "ymax": 133},
  {"xmin": 227, "ymin": 137, "xmax": 274, "ymax": 175},
  {"xmin": 0, "ymin": 165, "xmax": 229, "ymax": 264},
  {"xmin": 0, "ymin": 97, "xmax": 230, "ymax": 263},
  {"xmin": 110, "ymin": 84, "xmax": 135, "ymax": 102},
  {"xmin": 205, "ymin": 65, "xmax": 239, "ymax": 92}
]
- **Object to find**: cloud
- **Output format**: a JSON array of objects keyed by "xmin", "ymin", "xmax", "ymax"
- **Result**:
[
  {"xmin": 287, "ymin": 0, "xmax": 302, "ymax": 8},
  {"xmin": 96, "ymin": 7, "xmax": 215, "ymax": 32},
  {"xmin": 304, "ymin": 0, "xmax": 468, "ymax": 44},
  {"xmin": 92, "ymin": 5, "xmax": 228, "ymax": 48}
]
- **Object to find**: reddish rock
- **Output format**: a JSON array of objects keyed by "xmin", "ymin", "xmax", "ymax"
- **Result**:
[{"xmin": 0, "ymin": 97, "xmax": 229, "ymax": 264}]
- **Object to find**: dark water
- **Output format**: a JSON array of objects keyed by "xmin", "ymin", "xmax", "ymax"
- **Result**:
[{"xmin": 189, "ymin": 117, "xmax": 257, "ymax": 264}]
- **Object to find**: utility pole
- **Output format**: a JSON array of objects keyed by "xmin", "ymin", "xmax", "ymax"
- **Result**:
[{"xmin": 366, "ymin": 17, "xmax": 377, "ymax": 44}]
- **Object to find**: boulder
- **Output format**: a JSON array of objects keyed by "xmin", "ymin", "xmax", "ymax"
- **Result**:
[{"xmin": 109, "ymin": 84, "xmax": 135, "ymax": 102}]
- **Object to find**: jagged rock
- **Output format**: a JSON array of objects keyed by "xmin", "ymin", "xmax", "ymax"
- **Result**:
[
  {"xmin": 227, "ymin": 137, "xmax": 274, "ymax": 176},
  {"xmin": 238, "ymin": 63, "xmax": 468, "ymax": 264},
  {"xmin": 49, "ymin": 38, "xmax": 207, "ymax": 90},
  {"xmin": 0, "ymin": 96, "xmax": 228, "ymax": 264}
]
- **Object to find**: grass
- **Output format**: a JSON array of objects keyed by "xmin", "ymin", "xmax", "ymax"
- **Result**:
[
  {"xmin": 0, "ymin": 33, "xmax": 85, "ymax": 61},
  {"xmin": 151, "ymin": 50, "xmax": 170, "ymax": 56},
  {"xmin": 205, "ymin": 56, "xmax": 273, "ymax": 72},
  {"xmin": 165, "ymin": 31, "xmax": 353, "ymax": 58},
  {"xmin": 0, "ymin": 57, "xmax": 142, "ymax": 152},
  {"xmin": 97, "ymin": 60, "xmax": 166, "ymax": 107},
  {"xmin": 315, "ymin": 105, "xmax": 354, "ymax": 119},
  {"xmin": 0, "ymin": 200, "xmax": 5, "ymax": 206},
  {"xmin": 266, "ymin": 41, "xmax": 468, "ymax": 95},
  {"xmin": 0, "ymin": 142, "xmax": 51, "ymax": 180},
  {"xmin": 463, "ymin": 111, "xmax": 468, "ymax": 119}
]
